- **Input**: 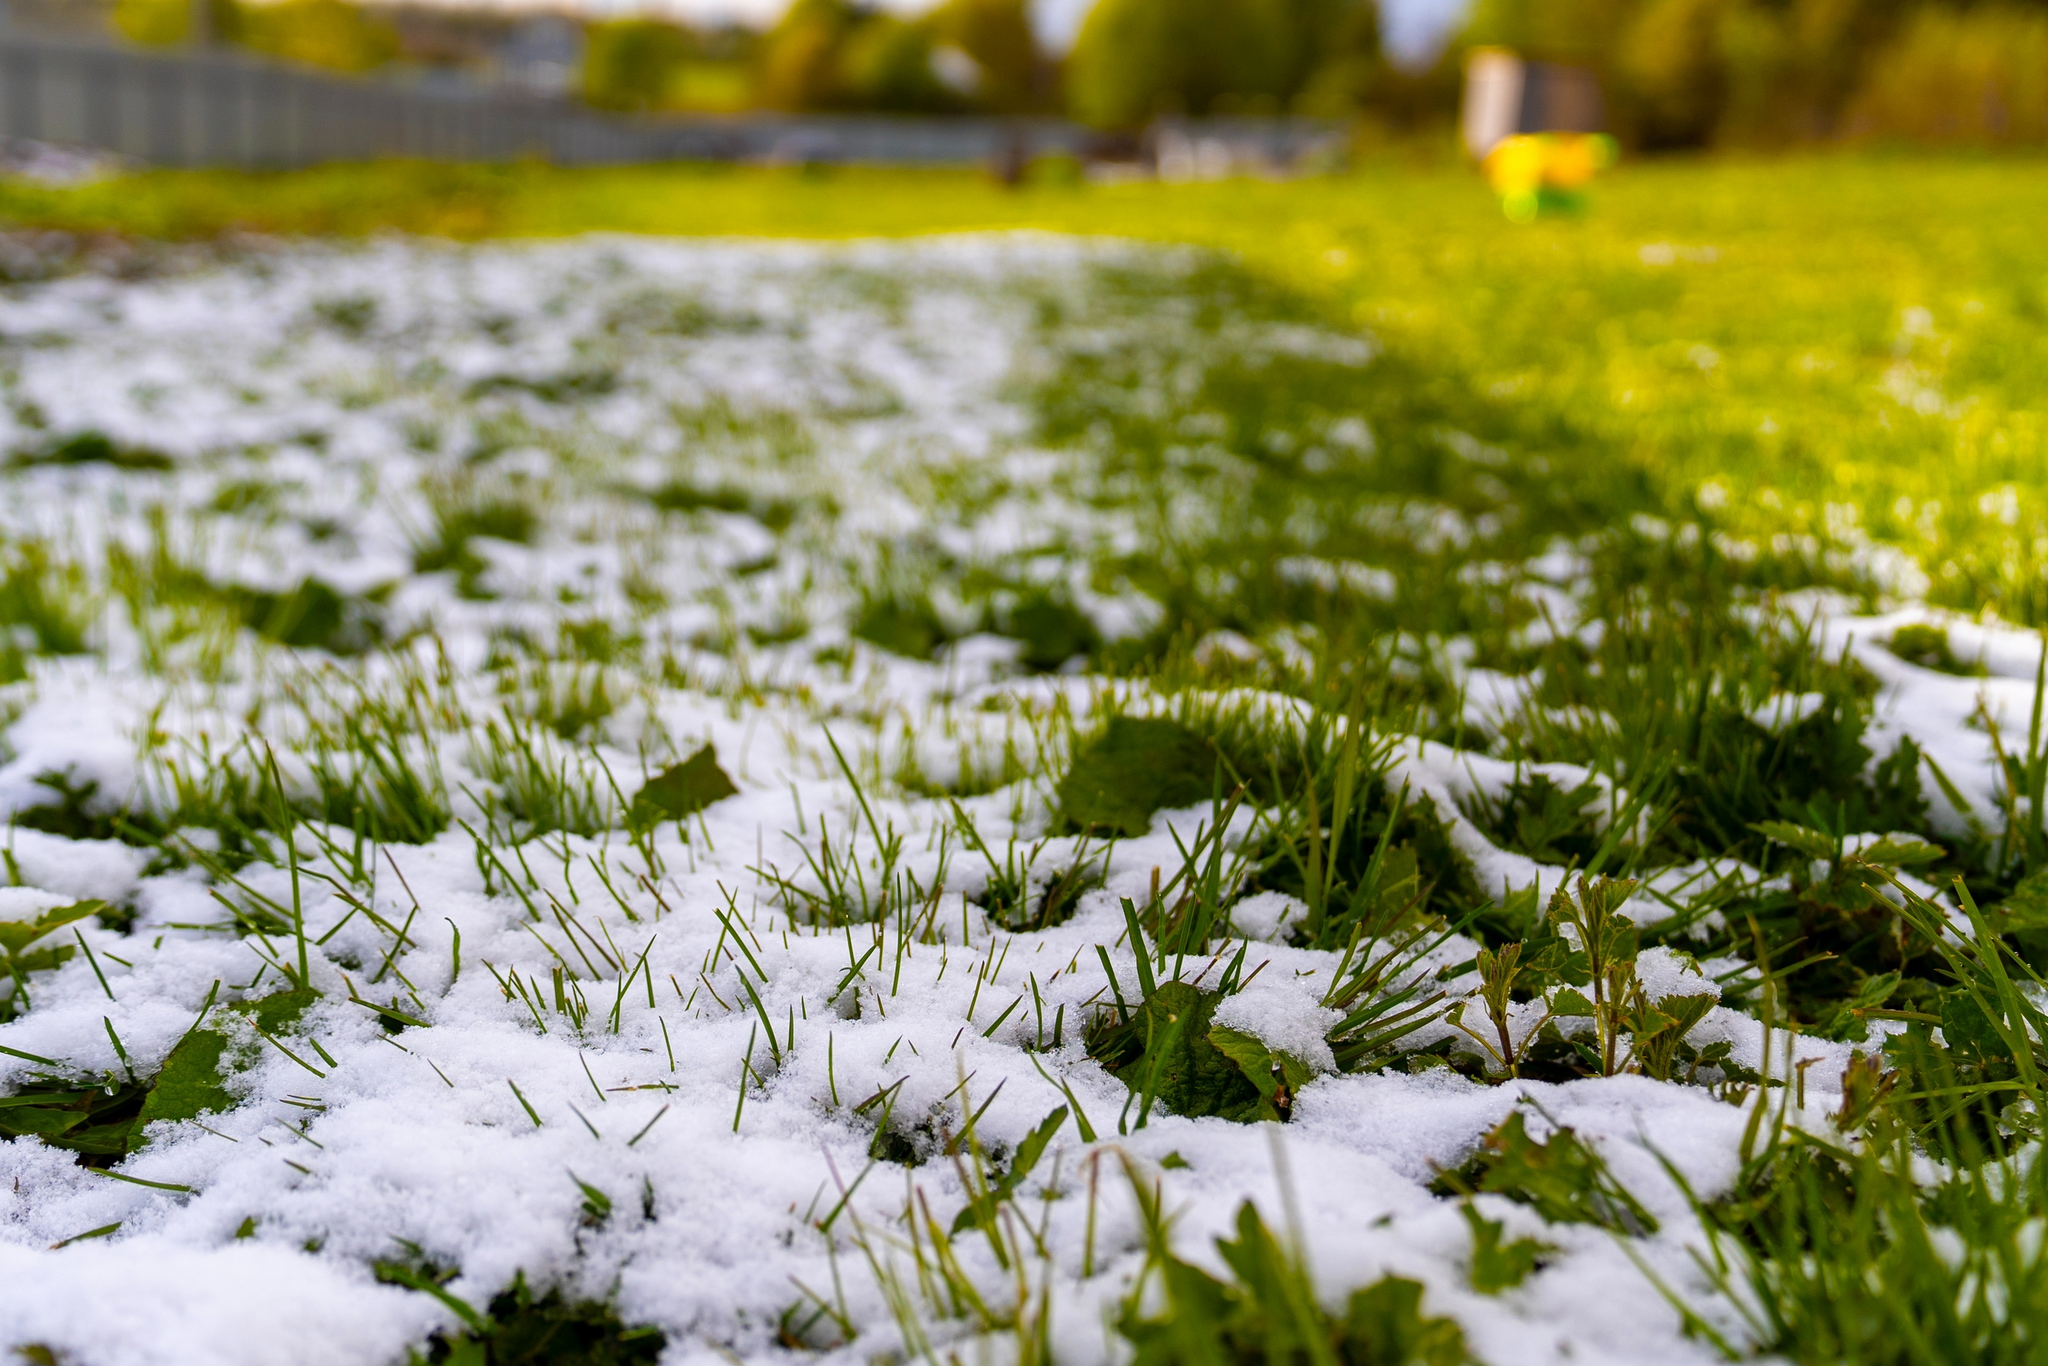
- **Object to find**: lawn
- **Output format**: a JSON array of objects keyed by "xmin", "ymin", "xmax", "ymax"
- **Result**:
[
  {"xmin": 0, "ymin": 154, "xmax": 2043, "ymax": 1366},
  {"xmin": 10, "ymin": 152, "xmax": 2048, "ymax": 619}
]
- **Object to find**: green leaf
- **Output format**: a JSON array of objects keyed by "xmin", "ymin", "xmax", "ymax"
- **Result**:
[
  {"xmin": 1463, "ymin": 1203, "xmax": 1550, "ymax": 1294},
  {"xmin": 1995, "ymin": 868, "xmax": 2048, "ymax": 931},
  {"xmin": 0, "ymin": 1077, "xmax": 150, "ymax": 1154},
  {"xmin": 1549, "ymin": 986, "xmax": 1595, "ymax": 1017},
  {"xmin": 1855, "ymin": 836, "xmax": 1945, "ymax": 867},
  {"xmin": 572, "ymin": 1173, "xmax": 613, "ymax": 1228},
  {"xmin": 5, "ymin": 945, "xmax": 75, "ymax": 975},
  {"xmin": 1207, "ymin": 1027, "xmax": 1313, "ymax": 1123},
  {"xmin": 1359, "ymin": 843, "xmax": 1422, "ymax": 925},
  {"xmin": 1939, "ymin": 990, "xmax": 2013, "ymax": 1063},
  {"xmin": 1002, "ymin": 592, "xmax": 1100, "ymax": 672},
  {"xmin": 852, "ymin": 597, "xmax": 949, "ymax": 660},
  {"xmin": 0, "ymin": 900, "xmax": 103, "ymax": 956},
  {"xmin": 1338, "ymin": 1276, "xmax": 1469, "ymax": 1366},
  {"xmin": 628, "ymin": 745, "xmax": 738, "ymax": 830},
  {"xmin": 1118, "ymin": 1200, "xmax": 1468, "ymax": 1366},
  {"xmin": 57, "ymin": 1120, "xmax": 144, "ymax": 1156},
  {"xmin": 1752, "ymin": 820, "xmax": 1836, "ymax": 862},
  {"xmin": 136, "ymin": 1028, "xmax": 237, "ymax": 1127},
  {"xmin": 1007, "ymin": 1105, "xmax": 1068, "ymax": 1187},
  {"xmin": 1627, "ymin": 993, "xmax": 1717, "ymax": 1081},
  {"xmin": 951, "ymin": 1105, "xmax": 1070, "ymax": 1236},
  {"xmin": 0, "ymin": 1103, "xmax": 89, "ymax": 1138},
  {"xmin": 1086, "ymin": 981, "xmax": 1262, "ymax": 1122},
  {"xmin": 1057, "ymin": 717, "xmax": 1220, "ymax": 838},
  {"xmin": 1493, "ymin": 935, "xmax": 1569, "ymax": 995},
  {"xmin": 1475, "ymin": 1111, "xmax": 1658, "ymax": 1235},
  {"xmin": 0, "ymin": 1091, "xmax": 90, "ymax": 1109},
  {"xmin": 232, "ymin": 988, "xmax": 318, "ymax": 1036}
]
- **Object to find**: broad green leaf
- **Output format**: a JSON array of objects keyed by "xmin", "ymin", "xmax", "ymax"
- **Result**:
[
  {"xmin": 1088, "ymin": 981, "xmax": 1262, "ymax": 1122},
  {"xmin": 55, "ymin": 1119, "xmax": 141, "ymax": 1156},
  {"xmin": 0, "ymin": 900, "xmax": 103, "ymax": 955},
  {"xmin": 0, "ymin": 1103, "xmax": 88, "ymax": 1138},
  {"xmin": 0, "ymin": 1091, "xmax": 90, "ymax": 1109},
  {"xmin": 1856, "ymin": 836, "xmax": 1945, "ymax": 867},
  {"xmin": 0, "ymin": 1076, "xmax": 149, "ymax": 1155},
  {"xmin": 1628, "ymin": 994, "xmax": 1717, "ymax": 1081},
  {"xmin": 1476, "ymin": 1111, "xmax": 1657, "ymax": 1234},
  {"xmin": 233, "ymin": 988, "xmax": 319, "ymax": 1036},
  {"xmin": 629, "ymin": 745, "xmax": 738, "ymax": 830},
  {"xmin": 5, "ymin": 945, "xmax": 75, "ymax": 975},
  {"xmin": 1359, "ymin": 843, "xmax": 1421, "ymax": 923},
  {"xmin": 852, "ymin": 598, "xmax": 948, "ymax": 660},
  {"xmin": 1939, "ymin": 991, "xmax": 2013, "ymax": 1063},
  {"xmin": 137, "ymin": 1027, "xmax": 237, "ymax": 1127},
  {"xmin": 1119, "ymin": 1199, "xmax": 1467, "ymax": 1366},
  {"xmin": 1752, "ymin": 821, "xmax": 1836, "ymax": 861},
  {"xmin": 1996, "ymin": 868, "xmax": 2048, "ymax": 931},
  {"xmin": 1057, "ymin": 717, "xmax": 1220, "ymax": 838},
  {"xmin": 1338, "ymin": 1276, "xmax": 1469, "ymax": 1366},
  {"xmin": 1463, "ymin": 1203, "xmax": 1551, "ymax": 1294},
  {"xmin": 1207, "ymin": 1027, "xmax": 1313, "ymax": 1123},
  {"xmin": 1846, "ymin": 971, "xmax": 1902, "ymax": 1011},
  {"xmin": 1549, "ymin": 986, "xmax": 1595, "ymax": 1017}
]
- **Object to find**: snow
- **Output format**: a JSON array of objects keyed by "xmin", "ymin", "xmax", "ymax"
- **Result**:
[{"xmin": 0, "ymin": 233, "xmax": 2010, "ymax": 1366}]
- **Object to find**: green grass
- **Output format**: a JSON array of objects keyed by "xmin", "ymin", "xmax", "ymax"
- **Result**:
[
  {"xmin": 8, "ymin": 152, "xmax": 2048, "ymax": 617},
  {"xmin": 7, "ymin": 152, "xmax": 2048, "ymax": 1364}
]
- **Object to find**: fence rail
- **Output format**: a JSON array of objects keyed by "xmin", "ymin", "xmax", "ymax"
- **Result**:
[{"xmin": 0, "ymin": 35, "xmax": 1342, "ymax": 169}]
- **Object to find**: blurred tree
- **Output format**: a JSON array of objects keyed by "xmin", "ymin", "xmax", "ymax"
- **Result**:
[
  {"xmin": 841, "ymin": 12, "xmax": 959, "ymax": 110},
  {"xmin": 929, "ymin": 0, "xmax": 1042, "ymax": 110},
  {"xmin": 1459, "ymin": 0, "xmax": 1639, "ymax": 63},
  {"xmin": 235, "ymin": 0, "xmax": 399, "ymax": 71},
  {"xmin": 114, "ymin": 0, "xmax": 238, "ymax": 46},
  {"xmin": 1617, "ymin": 0, "xmax": 1733, "ymax": 146},
  {"xmin": 115, "ymin": 0, "xmax": 190, "ymax": 44},
  {"xmin": 1291, "ymin": 0, "xmax": 1391, "ymax": 116},
  {"xmin": 758, "ymin": 0, "xmax": 993, "ymax": 113},
  {"xmin": 1454, "ymin": 0, "xmax": 1931, "ymax": 148},
  {"xmin": 1712, "ymin": 0, "xmax": 1906, "ymax": 143},
  {"xmin": 1850, "ymin": 4, "xmax": 2048, "ymax": 141},
  {"xmin": 755, "ymin": 0, "xmax": 856, "ymax": 108},
  {"xmin": 1067, "ymin": 0, "xmax": 1377, "ymax": 126},
  {"xmin": 583, "ymin": 18, "xmax": 696, "ymax": 112}
]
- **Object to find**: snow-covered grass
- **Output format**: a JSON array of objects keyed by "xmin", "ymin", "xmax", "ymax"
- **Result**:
[{"xmin": 0, "ymin": 232, "xmax": 2046, "ymax": 1366}]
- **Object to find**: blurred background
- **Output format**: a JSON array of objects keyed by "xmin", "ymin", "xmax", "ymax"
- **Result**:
[{"xmin": 0, "ymin": 0, "xmax": 2041, "ymax": 170}]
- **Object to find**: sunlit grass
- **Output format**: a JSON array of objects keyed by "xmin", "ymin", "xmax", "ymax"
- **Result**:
[{"xmin": 2, "ymin": 158, "xmax": 2048, "ymax": 1363}]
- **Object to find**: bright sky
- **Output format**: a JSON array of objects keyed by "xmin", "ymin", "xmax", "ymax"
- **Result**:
[{"xmin": 524, "ymin": 0, "xmax": 1469, "ymax": 60}]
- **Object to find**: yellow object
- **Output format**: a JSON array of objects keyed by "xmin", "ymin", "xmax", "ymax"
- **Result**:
[{"xmin": 1482, "ymin": 133, "xmax": 1616, "ymax": 222}]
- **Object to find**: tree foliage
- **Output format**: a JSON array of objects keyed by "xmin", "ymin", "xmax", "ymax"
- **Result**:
[
  {"xmin": 1066, "ymin": 0, "xmax": 1379, "ymax": 127},
  {"xmin": 583, "ymin": 19, "xmax": 695, "ymax": 113},
  {"xmin": 754, "ymin": 0, "xmax": 1043, "ymax": 113},
  {"xmin": 114, "ymin": 0, "xmax": 396, "ymax": 72},
  {"xmin": 1455, "ymin": 0, "xmax": 2048, "ymax": 149}
]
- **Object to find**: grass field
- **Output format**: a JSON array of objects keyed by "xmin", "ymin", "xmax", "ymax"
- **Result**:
[
  {"xmin": 0, "ymin": 154, "xmax": 2045, "ymax": 1366},
  {"xmin": 11, "ymin": 153, "xmax": 2048, "ymax": 622}
]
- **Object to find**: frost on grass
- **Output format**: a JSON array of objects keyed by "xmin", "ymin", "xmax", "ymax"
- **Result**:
[{"xmin": 0, "ymin": 236, "xmax": 2042, "ymax": 1366}]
